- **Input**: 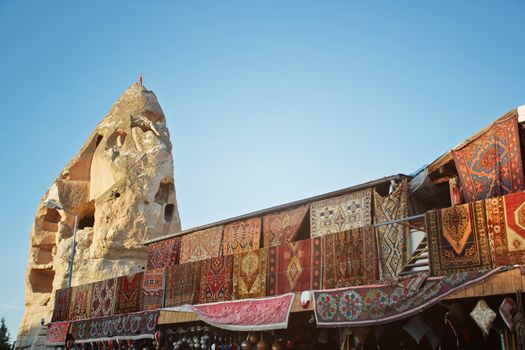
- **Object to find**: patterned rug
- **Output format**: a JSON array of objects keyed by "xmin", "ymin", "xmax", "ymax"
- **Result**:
[
  {"xmin": 180, "ymin": 226, "xmax": 224, "ymax": 264},
  {"xmin": 374, "ymin": 181, "xmax": 410, "ymax": 279},
  {"xmin": 147, "ymin": 236, "xmax": 181, "ymax": 270},
  {"xmin": 142, "ymin": 269, "xmax": 165, "ymax": 310},
  {"xmin": 183, "ymin": 294, "xmax": 295, "ymax": 331},
  {"xmin": 426, "ymin": 201, "xmax": 493, "ymax": 275},
  {"xmin": 68, "ymin": 283, "xmax": 93, "ymax": 321},
  {"xmin": 70, "ymin": 311, "xmax": 159, "ymax": 343},
  {"xmin": 114, "ymin": 272, "xmax": 144, "ymax": 314},
  {"xmin": 263, "ymin": 205, "xmax": 309, "ymax": 247},
  {"xmin": 223, "ymin": 217, "xmax": 262, "ymax": 255},
  {"xmin": 198, "ymin": 255, "xmax": 234, "ymax": 303},
  {"xmin": 51, "ymin": 288, "xmax": 70, "ymax": 322},
  {"xmin": 164, "ymin": 262, "xmax": 200, "ymax": 307},
  {"xmin": 267, "ymin": 239, "xmax": 315, "ymax": 295},
  {"xmin": 322, "ymin": 227, "xmax": 379, "ymax": 289},
  {"xmin": 310, "ymin": 188, "xmax": 372, "ymax": 238},
  {"xmin": 486, "ymin": 191, "xmax": 525, "ymax": 265},
  {"xmin": 233, "ymin": 248, "xmax": 267, "ymax": 299},
  {"xmin": 46, "ymin": 322, "xmax": 70, "ymax": 346},
  {"xmin": 452, "ymin": 114, "xmax": 525, "ymax": 202},
  {"xmin": 313, "ymin": 267, "xmax": 504, "ymax": 327},
  {"xmin": 89, "ymin": 278, "xmax": 117, "ymax": 318}
]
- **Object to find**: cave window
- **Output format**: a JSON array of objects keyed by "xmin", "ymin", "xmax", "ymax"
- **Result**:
[
  {"xmin": 78, "ymin": 215, "xmax": 95, "ymax": 229},
  {"xmin": 41, "ymin": 208, "xmax": 61, "ymax": 231},
  {"xmin": 164, "ymin": 204, "xmax": 174, "ymax": 222},
  {"xmin": 29, "ymin": 269, "xmax": 55, "ymax": 294},
  {"xmin": 155, "ymin": 182, "xmax": 174, "ymax": 205},
  {"xmin": 35, "ymin": 246, "xmax": 54, "ymax": 265},
  {"xmin": 44, "ymin": 208, "xmax": 61, "ymax": 223}
]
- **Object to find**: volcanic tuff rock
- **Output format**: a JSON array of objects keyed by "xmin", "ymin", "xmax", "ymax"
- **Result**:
[{"xmin": 17, "ymin": 84, "xmax": 182, "ymax": 348}]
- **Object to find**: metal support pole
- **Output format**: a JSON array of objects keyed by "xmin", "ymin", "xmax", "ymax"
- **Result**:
[{"xmin": 67, "ymin": 212, "xmax": 78, "ymax": 288}]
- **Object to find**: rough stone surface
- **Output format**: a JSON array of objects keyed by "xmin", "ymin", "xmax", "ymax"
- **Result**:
[{"xmin": 17, "ymin": 84, "xmax": 181, "ymax": 349}]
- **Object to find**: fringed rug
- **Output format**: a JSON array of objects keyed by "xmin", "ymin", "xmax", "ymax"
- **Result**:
[
  {"xmin": 70, "ymin": 310, "xmax": 159, "ymax": 343},
  {"xmin": 142, "ymin": 269, "xmax": 165, "ymax": 310},
  {"xmin": 164, "ymin": 262, "xmax": 200, "ymax": 306},
  {"xmin": 46, "ymin": 322, "xmax": 70, "ymax": 346},
  {"xmin": 310, "ymin": 188, "xmax": 372, "ymax": 238},
  {"xmin": 374, "ymin": 181, "xmax": 410, "ymax": 279},
  {"xmin": 223, "ymin": 217, "xmax": 262, "ymax": 255},
  {"xmin": 198, "ymin": 255, "xmax": 234, "ymax": 303},
  {"xmin": 89, "ymin": 278, "xmax": 117, "ymax": 318},
  {"xmin": 322, "ymin": 227, "xmax": 379, "ymax": 289},
  {"xmin": 180, "ymin": 226, "xmax": 223, "ymax": 264},
  {"xmin": 114, "ymin": 272, "xmax": 144, "ymax": 314},
  {"xmin": 180, "ymin": 294, "xmax": 295, "ymax": 331},
  {"xmin": 147, "ymin": 236, "xmax": 181, "ymax": 270},
  {"xmin": 267, "ymin": 239, "xmax": 315, "ymax": 295},
  {"xmin": 311, "ymin": 237, "xmax": 322, "ymax": 290},
  {"xmin": 314, "ymin": 267, "xmax": 503, "ymax": 327},
  {"xmin": 486, "ymin": 191, "xmax": 525, "ymax": 265},
  {"xmin": 426, "ymin": 201, "xmax": 493, "ymax": 275},
  {"xmin": 233, "ymin": 248, "xmax": 267, "ymax": 299},
  {"xmin": 263, "ymin": 205, "xmax": 309, "ymax": 247},
  {"xmin": 452, "ymin": 113, "xmax": 525, "ymax": 202},
  {"xmin": 68, "ymin": 283, "xmax": 93, "ymax": 320},
  {"xmin": 51, "ymin": 288, "xmax": 70, "ymax": 322}
]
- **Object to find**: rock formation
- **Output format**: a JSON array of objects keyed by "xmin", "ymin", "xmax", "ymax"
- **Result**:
[{"xmin": 17, "ymin": 84, "xmax": 181, "ymax": 349}]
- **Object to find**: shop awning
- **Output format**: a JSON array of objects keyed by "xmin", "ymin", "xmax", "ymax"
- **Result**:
[
  {"xmin": 313, "ymin": 267, "xmax": 506, "ymax": 327},
  {"xmin": 162, "ymin": 293, "xmax": 295, "ymax": 331}
]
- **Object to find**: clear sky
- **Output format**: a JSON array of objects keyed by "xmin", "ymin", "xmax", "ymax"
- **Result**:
[{"xmin": 1, "ymin": 0, "xmax": 524, "ymax": 340}]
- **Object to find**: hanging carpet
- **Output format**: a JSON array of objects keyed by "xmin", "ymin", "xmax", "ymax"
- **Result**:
[
  {"xmin": 233, "ymin": 248, "xmax": 267, "ymax": 299},
  {"xmin": 452, "ymin": 113, "xmax": 525, "ymax": 202},
  {"xmin": 68, "ymin": 283, "xmax": 93, "ymax": 321},
  {"xmin": 46, "ymin": 322, "xmax": 70, "ymax": 346},
  {"xmin": 114, "ymin": 272, "xmax": 144, "ymax": 314},
  {"xmin": 486, "ymin": 191, "xmax": 525, "ymax": 265},
  {"xmin": 322, "ymin": 227, "xmax": 379, "ymax": 289},
  {"xmin": 147, "ymin": 236, "xmax": 181, "ymax": 270},
  {"xmin": 263, "ymin": 205, "xmax": 309, "ymax": 247},
  {"xmin": 142, "ymin": 269, "xmax": 165, "ymax": 310},
  {"xmin": 374, "ymin": 180, "xmax": 410, "ymax": 279},
  {"xmin": 198, "ymin": 255, "xmax": 234, "ymax": 304},
  {"xmin": 223, "ymin": 217, "xmax": 262, "ymax": 255},
  {"xmin": 164, "ymin": 293, "xmax": 295, "ymax": 331},
  {"xmin": 70, "ymin": 310, "xmax": 159, "ymax": 343},
  {"xmin": 164, "ymin": 261, "xmax": 200, "ymax": 307},
  {"xmin": 426, "ymin": 200, "xmax": 493, "ymax": 275},
  {"xmin": 267, "ymin": 238, "xmax": 319, "ymax": 295},
  {"xmin": 180, "ymin": 226, "xmax": 223, "ymax": 264},
  {"xmin": 313, "ymin": 267, "xmax": 504, "ymax": 327},
  {"xmin": 51, "ymin": 288, "xmax": 70, "ymax": 322},
  {"xmin": 89, "ymin": 278, "xmax": 117, "ymax": 318},
  {"xmin": 310, "ymin": 188, "xmax": 372, "ymax": 238}
]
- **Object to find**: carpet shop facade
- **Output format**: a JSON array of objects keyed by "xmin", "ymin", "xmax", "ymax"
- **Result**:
[{"xmin": 42, "ymin": 106, "xmax": 525, "ymax": 350}]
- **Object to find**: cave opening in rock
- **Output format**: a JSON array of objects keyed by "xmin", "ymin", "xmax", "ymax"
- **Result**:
[
  {"xmin": 155, "ymin": 181, "xmax": 174, "ymax": 205},
  {"xmin": 29, "ymin": 269, "xmax": 55, "ymax": 294},
  {"xmin": 35, "ymin": 246, "xmax": 54, "ymax": 265},
  {"xmin": 41, "ymin": 208, "xmax": 61, "ymax": 232},
  {"xmin": 164, "ymin": 204, "xmax": 174, "ymax": 222},
  {"xmin": 106, "ymin": 131, "xmax": 127, "ymax": 149},
  {"xmin": 75, "ymin": 201, "xmax": 96, "ymax": 230}
]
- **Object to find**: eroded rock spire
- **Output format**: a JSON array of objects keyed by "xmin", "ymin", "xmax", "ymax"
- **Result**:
[{"xmin": 17, "ymin": 84, "xmax": 181, "ymax": 348}]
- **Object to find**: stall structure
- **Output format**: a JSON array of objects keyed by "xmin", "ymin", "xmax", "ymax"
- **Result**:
[{"xmin": 45, "ymin": 106, "xmax": 525, "ymax": 350}]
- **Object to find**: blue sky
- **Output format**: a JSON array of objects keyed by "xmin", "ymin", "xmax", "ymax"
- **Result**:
[{"xmin": 1, "ymin": 0, "xmax": 524, "ymax": 339}]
